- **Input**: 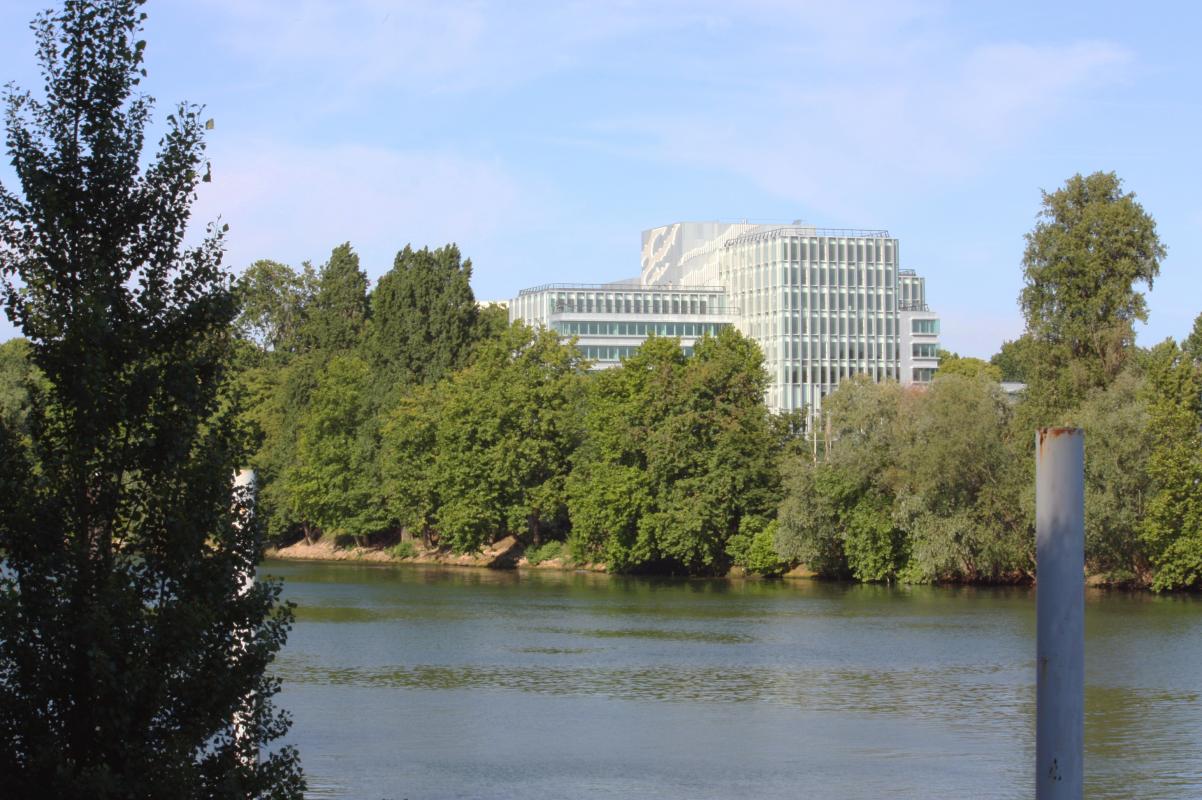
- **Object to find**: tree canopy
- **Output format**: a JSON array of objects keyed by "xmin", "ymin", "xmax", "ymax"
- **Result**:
[
  {"xmin": 1020, "ymin": 171, "xmax": 1165, "ymax": 417},
  {"xmin": 0, "ymin": 1, "xmax": 302, "ymax": 795}
]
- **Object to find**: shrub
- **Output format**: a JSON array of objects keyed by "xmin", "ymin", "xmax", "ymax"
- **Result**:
[
  {"xmin": 388, "ymin": 540, "xmax": 418, "ymax": 559},
  {"xmin": 526, "ymin": 540, "xmax": 565, "ymax": 566}
]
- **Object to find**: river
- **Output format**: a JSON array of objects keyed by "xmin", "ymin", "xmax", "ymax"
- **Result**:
[{"xmin": 265, "ymin": 559, "xmax": 1202, "ymax": 799}]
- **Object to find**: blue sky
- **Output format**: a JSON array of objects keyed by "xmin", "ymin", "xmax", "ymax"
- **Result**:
[{"xmin": 1, "ymin": 0, "xmax": 1199, "ymax": 357}]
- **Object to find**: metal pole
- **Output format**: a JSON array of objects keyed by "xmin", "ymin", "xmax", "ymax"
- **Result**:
[{"xmin": 1035, "ymin": 428, "xmax": 1084, "ymax": 800}]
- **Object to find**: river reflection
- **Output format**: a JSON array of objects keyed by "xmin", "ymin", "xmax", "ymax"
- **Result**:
[{"xmin": 265, "ymin": 560, "xmax": 1202, "ymax": 800}]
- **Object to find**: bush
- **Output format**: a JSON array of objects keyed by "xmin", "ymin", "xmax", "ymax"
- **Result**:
[
  {"xmin": 727, "ymin": 518, "xmax": 786, "ymax": 576},
  {"xmin": 525, "ymin": 540, "xmax": 565, "ymax": 566},
  {"xmin": 388, "ymin": 540, "xmax": 418, "ymax": 559}
]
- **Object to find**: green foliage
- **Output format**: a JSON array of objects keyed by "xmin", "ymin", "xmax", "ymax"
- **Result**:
[
  {"xmin": 388, "ymin": 540, "xmax": 418, "ymax": 559},
  {"xmin": 1139, "ymin": 339, "xmax": 1202, "ymax": 590},
  {"xmin": 381, "ymin": 324, "xmax": 587, "ymax": 553},
  {"xmin": 937, "ymin": 350, "xmax": 1003, "ymax": 382},
  {"xmin": 1066, "ymin": 366, "xmax": 1154, "ymax": 582},
  {"xmin": 990, "ymin": 337, "xmax": 1036, "ymax": 383},
  {"xmin": 0, "ymin": 2, "xmax": 303, "ymax": 795},
  {"xmin": 476, "ymin": 303, "xmax": 512, "ymax": 344},
  {"xmin": 302, "ymin": 243, "xmax": 368, "ymax": 353},
  {"xmin": 727, "ymin": 517, "xmax": 786, "ymax": 576},
  {"xmin": 235, "ymin": 259, "xmax": 316, "ymax": 354},
  {"xmin": 1020, "ymin": 172, "xmax": 1165, "ymax": 419},
  {"xmin": 0, "ymin": 337, "xmax": 46, "ymax": 439},
  {"xmin": 569, "ymin": 330, "xmax": 779, "ymax": 574},
  {"xmin": 287, "ymin": 354, "xmax": 387, "ymax": 546},
  {"xmin": 1185, "ymin": 312, "xmax": 1202, "ymax": 365},
  {"xmin": 366, "ymin": 244, "xmax": 479, "ymax": 385},
  {"xmin": 895, "ymin": 374, "xmax": 1025, "ymax": 583},
  {"xmin": 776, "ymin": 374, "xmax": 1025, "ymax": 584},
  {"xmin": 525, "ymin": 540, "xmax": 566, "ymax": 566}
]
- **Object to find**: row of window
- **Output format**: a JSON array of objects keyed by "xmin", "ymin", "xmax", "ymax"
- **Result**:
[
  {"xmin": 912, "ymin": 318, "xmax": 939, "ymax": 334},
  {"xmin": 771, "ymin": 338, "xmax": 898, "ymax": 362},
  {"xmin": 548, "ymin": 292, "xmax": 724, "ymax": 316},
  {"xmin": 556, "ymin": 321, "xmax": 727, "ymax": 338},
  {"xmin": 725, "ymin": 237, "xmax": 896, "ymax": 268},
  {"xmin": 725, "ymin": 263, "xmax": 898, "ymax": 292},
  {"xmin": 780, "ymin": 364, "xmax": 902, "ymax": 385},
  {"xmin": 912, "ymin": 343, "xmax": 939, "ymax": 358},
  {"xmin": 751, "ymin": 315, "xmax": 899, "ymax": 337},
  {"xmin": 579, "ymin": 344, "xmax": 695, "ymax": 362},
  {"xmin": 913, "ymin": 368, "xmax": 935, "ymax": 383},
  {"xmin": 732, "ymin": 288, "xmax": 896, "ymax": 313}
]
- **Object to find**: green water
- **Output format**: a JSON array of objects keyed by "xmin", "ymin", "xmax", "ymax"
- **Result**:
[{"xmin": 266, "ymin": 560, "xmax": 1202, "ymax": 799}]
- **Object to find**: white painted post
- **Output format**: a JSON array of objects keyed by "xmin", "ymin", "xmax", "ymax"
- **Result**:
[{"xmin": 1035, "ymin": 428, "xmax": 1084, "ymax": 800}]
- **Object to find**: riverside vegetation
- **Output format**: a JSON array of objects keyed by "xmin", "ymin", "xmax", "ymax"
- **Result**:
[{"xmin": 2, "ymin": 173, "xmax": 1199, "ymax": 588}]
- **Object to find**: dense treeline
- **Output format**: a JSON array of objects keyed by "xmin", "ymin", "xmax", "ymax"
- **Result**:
[
  {"xmin": 229, "ymin": 240, "xmax": 782, "ymax": 575},
  {"xmin": 2, "ymin": 171, "xmax": 1200, "ymax": 588}
]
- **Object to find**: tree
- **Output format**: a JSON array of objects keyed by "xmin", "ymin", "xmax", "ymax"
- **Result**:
[
  {"xmin": 569, "ymin": 330, "xmax": 778, "ymax": 574},
  {"xmin": 892, "ymin": 374, "xmax": 1024, "ymax": 583},
  {"xmin": 365, "ymin": 243, "xmax": 478, "ymax": 385},
  {"xmin": 1019, "ymin": 172, "xmax": 1165, "ymax": 416},
  {"xmin": 286, "ymin": 354, "xmax": 385, "ymax": 547},
  {"xmin": 0, "ymin": 337, "xmax": 45, "ymax": 438},
  {"xmin": 1185, "ymin": 311, "xmax": 1202, "ymax": 365},
  {"xmin": 1066, "ymin": 365, "xmax": 1154, "ymax": 583},
  {"xmin": 937, "ymin": 350, "xmax": 1002, "ymax": 382},
  {"xmin": 303, "ymin": 242, "xmax": 368, "ymax": 353},
  {"xmin": 0, "ymin": 2, "xmax": 303, "ymax": 796},
  {"xmin": 990, "ymin": 336, "xmax": 1038, "ymax": 383},
  {"xmin": 775, "ymin": 377, "xmax": 905, "ymax": 582},
  {"xmin": 235, "ymin": 258, "xmax": 316, "ymax": 355},
  {"xmin": 383, "ymin": 323, "xmax": 587, "ymax": 553},
  {"xmin": 1140, "ymin": 339, "xmax": 1202, "ymax": 590}
]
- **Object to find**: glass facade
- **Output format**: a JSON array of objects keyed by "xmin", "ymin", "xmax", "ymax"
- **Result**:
[
  {"xmin": 715, "ymin": 227, "xmax": 904, "ymax": 412},
  {"xmin": 510, "ymin": 223, "xmax": 940, "ymax": 412},
  {"xmin": 509, "ymin": 283, "xmax": 733, "ymax": 368}
]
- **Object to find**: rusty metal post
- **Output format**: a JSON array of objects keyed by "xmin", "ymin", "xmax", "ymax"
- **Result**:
[{"xmin": 1036, "ymin": 428, "xmax": 1084, "ymax": 800}]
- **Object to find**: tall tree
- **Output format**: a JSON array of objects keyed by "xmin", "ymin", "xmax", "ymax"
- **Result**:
[
  {"xmin": 0, "ymin": 2, "xmax": 303, "ymax": 796},
  {"xmin": 366, "ymin": 243, "xmax": 478, "ymax": 385},
  {"xmin": 304, "ymin": 242, "xmax": 368, "ymax": 353},
  {"xmin": 1019, "ymin": 172, "xmax": 1164, "ymax": 416}
]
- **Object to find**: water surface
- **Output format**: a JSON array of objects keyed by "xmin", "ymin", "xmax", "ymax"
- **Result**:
[{"xmin": 266, "ymin": 560, "xmax": 1202, "ymax": 799}]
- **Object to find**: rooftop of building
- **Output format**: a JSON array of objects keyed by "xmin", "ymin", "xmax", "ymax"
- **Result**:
[{"xmin": 517, "ymin": 282, "xmax": 727, "ymax": 297}]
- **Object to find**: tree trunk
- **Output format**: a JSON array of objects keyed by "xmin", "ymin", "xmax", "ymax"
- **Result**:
[{"xmin": 530, "ymin": 514, "xmax": 542, "ymax": 548}]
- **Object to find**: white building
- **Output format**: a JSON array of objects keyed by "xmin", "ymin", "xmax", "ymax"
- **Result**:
[{"xmin": 510, "ymin": 221, "xmax": 940, "ymax": 415}]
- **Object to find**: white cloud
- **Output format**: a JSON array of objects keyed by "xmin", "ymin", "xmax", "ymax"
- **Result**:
[
  {"xmin": 189, "ymin": 140, "xmax": 542, "ymax": 278},
  {"xmin": 598, "ymin": 38, "xmax": 1131, "ymax": 219}
]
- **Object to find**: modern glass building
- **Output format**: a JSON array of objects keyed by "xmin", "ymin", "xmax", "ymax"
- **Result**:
[
  {"xmin": 509, "ymin": 282, "xmax": 735, "ymax": 365},
  {"xmin": 510, "ymin": 221, "xmax": 940, "ymax": 414}
]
